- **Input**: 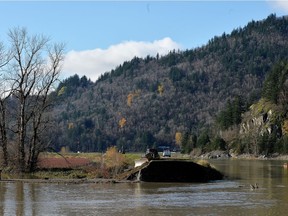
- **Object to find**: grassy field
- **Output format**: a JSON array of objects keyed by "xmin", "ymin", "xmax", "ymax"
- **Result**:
[
  {"xmin": 38, "ymin": 151, "xmax": 143, "ymax": 167},
  {"xmin": 30, "ymin": 150, "xmax": 143, "ymax": 179}
]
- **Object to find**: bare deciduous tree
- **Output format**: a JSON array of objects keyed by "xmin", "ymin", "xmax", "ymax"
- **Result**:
[
  {"xmin": 0, "ymin": 27, "xmax": 64, "ymax": 172},
  {"xmin": 0, "ymin": 41, "xmax": 12, "ymax": 167}
]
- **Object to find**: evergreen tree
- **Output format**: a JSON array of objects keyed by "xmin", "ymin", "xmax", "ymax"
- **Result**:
[
  {"xmin": 262, "ymin": 61, "xmax": 288, "ymax": 104},
  {"xmin": 217, "ymin": 97, "xmax": 246, "ymax": 129},
  {"xmin": 197, "ymin": 131, "xmax": 210, "ymax": 149}
]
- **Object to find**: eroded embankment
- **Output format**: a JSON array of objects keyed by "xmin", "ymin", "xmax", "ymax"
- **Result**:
[{"xmin": 117, "ymin": 159, "xmax": 223, "ymax": 182}]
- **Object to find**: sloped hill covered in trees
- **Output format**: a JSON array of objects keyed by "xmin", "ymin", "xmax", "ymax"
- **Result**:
[{"xmin": 50, "ymin": 14, "xmax": 288, "ymax": 152}]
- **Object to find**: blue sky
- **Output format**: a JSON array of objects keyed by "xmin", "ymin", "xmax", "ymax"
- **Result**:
[{"xmin": 0, "ymin": 1, "xmax": 288, "ymax": 81}]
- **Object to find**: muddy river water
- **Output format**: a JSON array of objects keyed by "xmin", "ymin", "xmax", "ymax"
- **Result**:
[{"xmin": 1, "ymin": 159, "xmax": 288, "ymax": 215}]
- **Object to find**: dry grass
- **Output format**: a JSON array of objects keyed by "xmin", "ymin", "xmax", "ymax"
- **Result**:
[
  {"xmin": 32, "ymin": 151, "xmax": 141, "ymax": 179},
  {"xmin": 196, "ymin": 159, "xmax": 212, "ymax": 168},
  {"xmin": 37, "ymin": 157, "xmax": 91, "ymax": 169}
]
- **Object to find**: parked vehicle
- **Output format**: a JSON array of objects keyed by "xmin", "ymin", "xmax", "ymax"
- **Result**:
[
  {"xmin": 162, "ymin": 149, "xmax": 171, "ymax": 157},
  {"xmin": 145, "ymin": 148, "xmax": 160, "ymax": 160}
]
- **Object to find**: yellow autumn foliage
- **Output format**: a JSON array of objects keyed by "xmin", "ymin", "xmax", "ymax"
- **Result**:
[
  {"xmin": 105, "ymin": 146, "xmax": 126, "ymax": 176},
  {"xmin": 127, "ymin": 93, "xmax": 133, "ymax": 107},
  {"xmin": 175, "ymin": 132, "xmax": 182, "ymax": 146},
  {"xmin": 158, "ymin": 83, "xmax": 164, "ymax": 96},
  {"xmin": 119, "ymin": 117, "xmax": 127, "ymax": 128},
  {"xmin": 282, "ymin": 119, "xmax": 288, "ymax": 135},
  {"xmin": 127, "ymin": 90, "xmax": 141, "ymax": 107}
]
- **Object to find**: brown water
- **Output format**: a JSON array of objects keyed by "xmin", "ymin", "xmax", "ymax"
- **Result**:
[{"xmin": 1, "ymin": 159, "xmax": 288, "ymax": 216}]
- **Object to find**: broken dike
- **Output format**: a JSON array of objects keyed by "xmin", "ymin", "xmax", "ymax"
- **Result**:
[{"xmin": 117, "ymin": 159, "xmax": 224, "ymax": 183}]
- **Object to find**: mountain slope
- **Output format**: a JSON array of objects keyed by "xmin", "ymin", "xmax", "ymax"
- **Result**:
[{"xmin": 51, "ymin": 14, "xmax": 288, "ymax": 152}]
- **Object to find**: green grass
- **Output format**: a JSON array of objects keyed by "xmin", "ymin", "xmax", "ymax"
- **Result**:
[{"xmin": 32, "ymin": 169, "xmax": 88, "ymax": 179}]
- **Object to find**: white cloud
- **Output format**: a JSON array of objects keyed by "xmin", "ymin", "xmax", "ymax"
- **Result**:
[
  {"xmin": 62, "ymin": 37, "xmax": 182, "ymax": 82},
  {"xmin": 267, "ymin": 0, "xmax": 288, "ymax": 12}
]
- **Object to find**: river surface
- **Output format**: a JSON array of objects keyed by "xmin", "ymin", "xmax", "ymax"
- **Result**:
[{"xmin": 1, "ymin": 159, "xmax": 288, "ymax": 216}]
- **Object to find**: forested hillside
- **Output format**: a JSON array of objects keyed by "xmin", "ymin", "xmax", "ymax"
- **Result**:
[{"xmin": 50, "ymin": 14, "xmax": 288, "ymax": 153}]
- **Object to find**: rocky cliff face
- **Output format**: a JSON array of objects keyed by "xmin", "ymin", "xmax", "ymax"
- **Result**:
[
  {"xmin": 239, "ymin": 99, "xmax": 283, "ymax": 138},
  {"xmin": 240, "ymin": 108, "xmax": 274, "ymax": 136}
]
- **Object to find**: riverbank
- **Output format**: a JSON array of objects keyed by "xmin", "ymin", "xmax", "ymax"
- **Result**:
[
  {"xmin": 0, "ymin": 151, "xmax": 140, "ymax": 182},
  {"xmin": 190, "ymin": 149, "xmax": 288, "ymax": 160},
  {"xmin": 1, "ymin": 151, "xmax": 288, "ymax": 184},
  {"xmin": 0, "ymin": 160, "xmax": 223, "ymax": 184},
  {"xmin": 0, "ymin": 178, "xmax": 135, "ymax": 184}
]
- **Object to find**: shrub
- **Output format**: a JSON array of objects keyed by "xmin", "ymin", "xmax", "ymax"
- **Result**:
[{"xmin": 105, "ymin": 147, "xmax": 127, "ymax": 177}]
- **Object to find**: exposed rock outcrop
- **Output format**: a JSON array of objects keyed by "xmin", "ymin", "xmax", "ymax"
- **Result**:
[{"xmin": 240, "ymin": 99, "xmax": 282, "ymax": 137}]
